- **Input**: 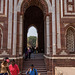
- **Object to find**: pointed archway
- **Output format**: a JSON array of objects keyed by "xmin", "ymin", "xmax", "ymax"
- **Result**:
[
  {"xmin": 23, "ymin": 6, "xmax": 44, "ymax": 53},
  {"xmin": 27, "ymin": 26, "xmax": 38, "ymax": 48},
  {"xmin": 17, "ymin": 0, "xmax": 51, "ymax": 56},
  {"xmin": 16, "ymin": 0, "xmax": 51, "ymax": 71}
]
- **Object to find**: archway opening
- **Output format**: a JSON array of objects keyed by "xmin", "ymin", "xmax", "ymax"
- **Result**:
[
  {"xmin": 27, "ymin": 26, "xmax": 38, "ymax": 53},
  {"xmin": 23, "ymin": 6, "xmax": 44, "ymax": 54}
]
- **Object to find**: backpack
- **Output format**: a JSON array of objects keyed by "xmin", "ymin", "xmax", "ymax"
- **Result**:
[
  {"xmin": 34, "ymin": 69, "xmax": 36, "ymax": 75},
  {"xmin": 27, "ymin": 69, "xmax": 36, "ymax": 75}
]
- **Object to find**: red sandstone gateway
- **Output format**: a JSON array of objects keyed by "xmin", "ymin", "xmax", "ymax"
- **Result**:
[{"xmin": 0, "ymin": 0, "xmax": 75, "ymax": 75}]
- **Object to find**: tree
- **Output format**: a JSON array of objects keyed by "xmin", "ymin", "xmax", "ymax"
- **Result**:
[{"xmin": 27, "ymin": 36, "xmax": 37, "ymax": 47}]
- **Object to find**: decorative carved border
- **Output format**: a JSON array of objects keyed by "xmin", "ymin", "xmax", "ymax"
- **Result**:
[
  {"xmin": 61, "ymin": 0, "xmax": 75, "ymax": 18},
  {"xmin": 0, "ymin": 0, "xmax": 7, "ymax": 17}
]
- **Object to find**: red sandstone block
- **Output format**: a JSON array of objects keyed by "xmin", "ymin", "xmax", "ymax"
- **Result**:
[{"xmin": 47, "ymin": 71, "xmax": 52, "ymax": 75}]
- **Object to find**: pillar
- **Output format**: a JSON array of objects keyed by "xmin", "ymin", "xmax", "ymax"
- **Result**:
[
  {"xmin": 12, "ymin": 0, "xmax": 17, "ymax": 55},
  {"xmin": 52, "ymin": 0, "xmax": 56, "ymax": 55},
  {"xmin": 19, "ymin": 15, "xmax": 23, "ymax": 55},
  {"xmin": 46, "ymin": 16, "xmax": 50, "ymax": 55}
]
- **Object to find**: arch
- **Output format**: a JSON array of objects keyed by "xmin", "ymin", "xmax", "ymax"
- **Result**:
[
  {"xmin": 27, "ymin": 25, "xmax": 38, "ymax": 33},
  {"xmin": 27, "ymin": 26, "xmax": 38, "ymax": 48},
  {"xmin": 17, "ymin": 0, "xmax": 50, "ymax": 55},
  {"xmin": 23, "ymin": 5, "xmax": 44, "ymax": 33},
  {"xmin": 20, "ymin": 0, "xmax": 48, "ymax": 14},
  {"xmin": 23, "ymin": 5, "xmax": 45, "ymax": 53},
  {"xmin": 66, "ymin": 27, "xmax": 75, "ymax": 53},
  {"xmin": 65, "ymin": 26, "xmax": 75, "ymax": 36},
  {"xmin": 24, "ymin": 5, "xmax": 44, "ymax": 34}
]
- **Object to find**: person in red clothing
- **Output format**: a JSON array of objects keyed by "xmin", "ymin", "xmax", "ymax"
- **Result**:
[{"xmin": 9, "ymin": 59, "xmax": 20, "ymax": 75}]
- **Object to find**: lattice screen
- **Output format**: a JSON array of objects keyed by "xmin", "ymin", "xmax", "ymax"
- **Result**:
[{"xmin": 66, "ymin": 29, "xmax": 75, "ymax": 52}]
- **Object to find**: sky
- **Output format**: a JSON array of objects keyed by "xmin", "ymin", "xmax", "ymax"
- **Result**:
[{"xmin": 27, "ymin": 26, "xmax": 37, "ymax": 37}]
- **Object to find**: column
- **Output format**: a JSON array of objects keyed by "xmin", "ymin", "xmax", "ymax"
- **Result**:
[
  {"xmin": 19, "ymin": 15, "xmax": 23, "ymax": 55},
  {"xmin": 12, "ymin": 0, "xmax": 17, "ymax": 55},
  {"xmin": 52, "ymin": 0, "xmax": 56, "ymax": 55},
  {"xmin": 7, "ymin": 0, "xmax": 13, "ymax": 49},
  {"xmin": 46, "ymin": 16, "xmax": 50, "ymax": 55},
  {"xmin": 56, "ymin": 0, "xmax": 61, "ymax": 48}
]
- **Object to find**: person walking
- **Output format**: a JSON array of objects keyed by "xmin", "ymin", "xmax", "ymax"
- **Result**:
[
  {"xmin": 25, "ymin": 47, "xmax": 28, "ymax": 60},
  {"xmin": 0, "ymin": 59, "xmax": 10, "ymax": 75},
  {"xmin": 28, "ymin": 47, "xmax": 31, "ymax": 59},
  {"xmin": 26, "ymin": 64, "xmax": 38, "ymax": 75},
  {"xmin": 9, "ymin": 59, "xmax": 20, "ymax": 75}
]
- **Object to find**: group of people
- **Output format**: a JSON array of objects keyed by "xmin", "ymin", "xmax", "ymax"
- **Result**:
[
  {"xmin": 24, "ymin": 47, "xmax": 38, "ymax": 60},
  {"xmin": 0, "ymin": 58, "xmax": 19, "ymax": 75},
  {"xmin": 24, "ymin": 47, "xmax": 32, "ymax": 60},
  {"xmin": 0, "ymin": 57, "xmax": 38, "ymax": 75}
]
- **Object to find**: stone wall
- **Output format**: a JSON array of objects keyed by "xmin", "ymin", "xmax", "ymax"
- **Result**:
[
  {"xmin": 44, "ymin": 56, "xmax": 75, "ymax": 75},
  {"xmin": 0, "ymin": 0, "xmax": 75, "ymax": 74}
]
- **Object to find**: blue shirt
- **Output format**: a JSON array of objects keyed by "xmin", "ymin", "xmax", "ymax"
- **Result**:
[{"xmin": 26, "ymin": 68, "xmax": 38, "ymax": 75}]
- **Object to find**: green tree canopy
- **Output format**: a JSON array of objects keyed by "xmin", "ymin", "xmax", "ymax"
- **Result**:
[{"xmin": 27, "ymin": 36, "xmax": 37, "ymax": 47}]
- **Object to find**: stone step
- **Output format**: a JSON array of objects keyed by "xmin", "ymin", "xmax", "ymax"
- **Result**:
[
  {"xmin": 24, "ymin": 61, "xmax": 45, "ymax": 63},
  {"xmin": 22, "ymin": 53, "xmax": 47, "ymax": 75},
  {"xmin": 24, "ymin": 61, "xmax": 45, "ymax": 62},
  {"xmin": 23, "ymin": 65, "xmax": 46, "ymax": 67},
  {"xmin": 22, "ymin": 69, "xmax": 47, "ymax": 72},
  {"xmin": 22, "ymin": 72, "xmax": 47, "ymax": 75},
  {"xmin": 23, "ymin": 66, "xmax": 46, "ymax": 69},
  {"xmin": 23, "ymin": 64, "xmax": 45, "ymax": 66},
  {"xmin": 23, "ymin": 68, "xmax": 46, "ymax": 70},
  {"xmin": 23, "ymin": 62, "xmax": 45, "ymax": 64},
  {"xmin": 24, "ymin": 60, "xmax": 44, "ymax": 62}
]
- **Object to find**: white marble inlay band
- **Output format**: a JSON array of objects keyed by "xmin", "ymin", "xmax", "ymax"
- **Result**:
[
  {"xmin": 0, "ymin": 23, "xmax": 4, "ymax": 49},
  {"xmin": 61, "ymin": 0, "xmax": 63, "ymax": 18},
  {"xmin": 0, "ymin": 0, "xmax": 7, "ymax": 17},
  {"xmin": 19, "ymin": 16, "xmax": 23, "ymax": 55},
  {"xmin": 5, "ymin": 0, "xmax": 7, "ymax": 16},
  {"xmin": 0, "ymin": 28, "xmax": 3, "ymax": 49},
  {"xmin": 44, "ymin": 55, "xmax": 75, "ymax": 59},
  {"xmin": 56, "ymin": 0, "xmax": 61, "ymax": 49},
  {"xmin": 52, "ymin": 0, "xmax": 56, "ymax": 55},
  {"xmin": 46, "ymin": 16, "xmax": 50, "ymax": 55},
  {"xmin": 45, "ymin": 0, "xmax": 52, "ymax": 13},
  {"xmin": 0, "ymin": 56, "xmax": 23, "ymax": 60},
  {"xmin": 7, "ymin": 0, "xmax": 13, "ymax": 49},
  {"xmin": 12, "ymin": 0, "xmax": 17, "ymax": 55},
  {"xmin": 74, "ymin": 0, "xmax": 75, "ymax": 11},
  {"xmin": 64, "ymin": 0, "xmax": 75, "ymax": 15},
  {"xmin": 61, "ymin": 0, "xmax": 75, "ymax": 18},
  {"xmin": 0, "ymin": 0, "xmax": 3, "ymax": 13},
  {"xmin": 64, "ymin": 0, "xmax": 67, "ymax": 14},
  {"xmin": 17, "ymin": 0, "xmax": 23, "ymax": 12}
]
